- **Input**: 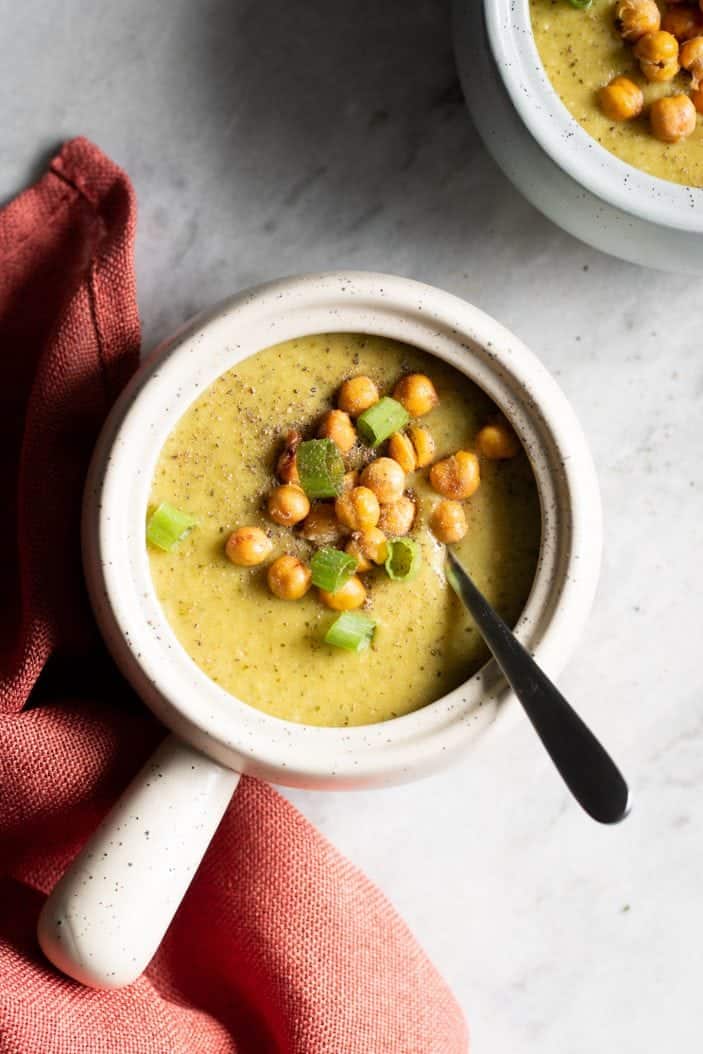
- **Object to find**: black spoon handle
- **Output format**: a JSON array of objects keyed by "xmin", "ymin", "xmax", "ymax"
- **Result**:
[{"xmin": 446, "ymin": 550, "xmax": 630, "ymax": 824}]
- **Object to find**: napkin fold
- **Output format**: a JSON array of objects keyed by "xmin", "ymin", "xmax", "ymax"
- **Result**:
[{"xmin": 0, "ymin": 138, "xmax": 468, "ymax": 1054}]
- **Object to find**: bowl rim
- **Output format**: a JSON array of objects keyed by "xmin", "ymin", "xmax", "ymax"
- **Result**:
[
  {"xmin": 486, "ymin": 0, "xmax": 703, "ymax": 233},
  {"xmin": 82, "ymin": 271, "xmax": 602, "ymax": 789}
]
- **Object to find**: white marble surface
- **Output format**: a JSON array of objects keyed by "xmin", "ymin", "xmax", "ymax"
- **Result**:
[{"xmin": 3, "ymin": 1, "xmax": 700, "ymax": 1049}]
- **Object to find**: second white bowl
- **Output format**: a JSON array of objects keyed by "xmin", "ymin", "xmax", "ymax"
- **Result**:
[{"xmin": 453, "ymin": 0, "xmax": 703, "ymax": 272}]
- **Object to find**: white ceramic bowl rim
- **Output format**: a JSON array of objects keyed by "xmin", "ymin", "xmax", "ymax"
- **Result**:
[
  {"xmin": 84, "ymin": 272, "xmax": 602, "ymax": 789},
  {"xmin": 487, "ymin": 0, "xmax": 703, "ymax": 233}
]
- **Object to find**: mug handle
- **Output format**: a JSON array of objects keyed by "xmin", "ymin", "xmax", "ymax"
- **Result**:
[{"xmin": 37, "ymin": 734, "xmax": 240, "ymax": 988}]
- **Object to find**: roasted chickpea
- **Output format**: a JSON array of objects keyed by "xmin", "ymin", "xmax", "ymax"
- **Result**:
[
  {"xmin": 342, "ymin": 469, "xmax": 359, "ymax": 492},
  {"xmin": 300, "ymin": 503, "xmax": 344, "ymax": 544},
  {"xmin": 276, "ymin": 429, "xmax": 301, "ymax": 484},
  {"xmin": 345, "ymin": 536, "xmax": 373, "ymax": 572},
  {"xmin": 429, "ymin": 500, "xmax": 468, "ymax": 544},
  {"xmin": 429, "ymin": 451, "xmax": 480, "ymax": 500},
  {"xmin": 680, "ymin": 35, "xmax": 703, "ymax": 88},
  {"xmin": 318, "ymin": 409, "xmax": 357, "ymax": 454},
  {"xmin": 378, "ymin": 496, "xmax": 416, "ymax": 536},
  {"xmin": 614, "ymin": 0, "xmax": 660, "ymax": 42},
  {"xmin": 408, "ymin": 425, "xmax": 436, "ymax": 468},
  {"xmin": 334, "ymin": 486, "xmax": 381, "ymax": 531},
  {"xmin": 662, "ymin": 6, "xmax": 702, "ymax": 42},
  {"xmin": 225, "ymin": 526, "xmax": 273, "ymax": 567},
  {"xmin": 598, "ymin": 76, "xmax": 644, "ymax": 121},
  {"xmin": 392, "ymin": 373, "xmax": 439, "ymax": 417},
  {"xmin": 388, "ymin": 431, "xmax": 417, "ymax": 473},
  {"xmin": 337, "ymin": 375, "xmax": 380, "ymax": 417},
  {"xmin": 647, "ymin": 58, "xmax": 680, "ymax": 82},
  {"xmin": 360, "ymin": 457, "xmax": 405, "ymax": 503},
  {"xmin": 267, "ymin": 555, "xmax": 312, "ymax": 600},
  {"xmin": 650, "ymin": 94, "xmax": 697, "ymax": 141},
  {"xmin": 691, "ymin": 86, "xmax": 703, "ymax": 113},
  {"xmin": 476, "ymin": 421, "xmax": 520, "ymax": 460},
  {"xmin": 634, "ymin": 31, "xmax": 680, "ymax": 81},
  {"xmin": 267, "ymin": 484, "xmax": 310, "ymax": 527},
  {"xmin": 346, "ymin": 526, "xmax": 389, "ymax": 569},
  {"xmin": 319, "ymin": 575, "xmax": 366, "ymax": 611}
]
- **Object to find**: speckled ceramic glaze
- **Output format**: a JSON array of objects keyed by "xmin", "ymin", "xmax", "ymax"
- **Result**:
[
  {"xmin": 453, "ymin": 0, "xmax": 703, "ymax": 272},
  {"xmin": 38, "ymin": 272, "xmax": 601, "ymax": 988}
]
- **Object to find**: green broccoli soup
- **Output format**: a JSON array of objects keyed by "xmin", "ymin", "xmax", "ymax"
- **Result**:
[
  {"xmin": 147, "ymin": 333, "xmax": 541, "ymax": 727},
  {"xmin": 530, "ymin": 0, "xmax": 703, "ymax": 186}
]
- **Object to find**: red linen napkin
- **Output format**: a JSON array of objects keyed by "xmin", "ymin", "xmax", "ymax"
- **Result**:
[{"xmin": 0, "ymin": 138, "xmax": 468, "ymax": 1054}]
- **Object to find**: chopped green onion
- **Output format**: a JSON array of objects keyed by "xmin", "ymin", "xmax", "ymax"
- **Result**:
[
  {"xmin": 310, "ymin": 547, "xmax": 357, "ymax": 592},
  {"xmin": 297, "ymin": 439, "xmax": 345, "ymax": 498},
  {"xmin": 147, "ymin": 502, "xmax": 198, "ymax": 551},
  {"xmin": 324, "ymin": 611, "xmax": 376, "ymax": 652},
  {"xmin": 567, "ymin": 0, "xmax": 591, "ymax": 8},
  {"xmin": 384, "ymin": 537, "xmax": 421, "ymax": 582},
  {"xmin": 357, "ymin": 397, "xmax": 410, "ymax": 447}
]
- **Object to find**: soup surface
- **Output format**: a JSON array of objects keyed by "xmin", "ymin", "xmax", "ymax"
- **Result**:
[
  {"xmin": 530, "ymin": 0, "xmax": 703, "ymax": 186},
  {"xmin": 148, "ymin": 334, "xmax": 540, "ymax": 727}
]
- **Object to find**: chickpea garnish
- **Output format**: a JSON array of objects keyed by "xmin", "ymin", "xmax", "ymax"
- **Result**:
[
  {"xmin": 408, "ymin": 425, "xmax": 435, "ymax": 468},
  {"xmin": 691, "ymin": 87, "xmax": 703, "ymax": 114},
  {"xmin": 300, "ymin": 503, "xmax": 344, "ymax": 544},
  {"xmin": 346, "ymin": 536, "xmax": 373, "ymax": 572},
  {"xmin": 429, "ymin": 500, "xmax": 468, "ymax": 544},
  {"xmin": 647, "ymin": 59, "xmax": 680, "ymax": 83},
  {"xmin": 345, "ymin": 526, "xmax": 389, "ymax": 571},
  {"xmin": 378, "ymin": 495, "xmax": 416, "ymax": 536},
  {"xmin": 319, "ymin": 575, "xmax": 366, "ymax": 611},
  {"xmin": 680, "ymin": 36, "xmax": 703, "ymax": 89},
  {"xmin": 362, "ymin": 526, "xmax": 390, "ymax": 564},
  {"xmin": 662, "ymin": 7, "xmax": 702, "ymax": 43},
  {"xmin": 650, "ymin": 94, "xmax": 697, "ymax": 141},
  {"xmin": 342, "ymin": 469, "xmax": 359, "ymax": 492},
  {"xmin": 614, "ymin": 0, "xmax": 660, "ymax": 42},
  {"xmin": 388, "ymin": 431, "xmax": 417, "ymax": 473},
  {"xmin": 429, "ymin": 451, "xmax": 480, "ymax": 501},
  {"xmin": 359, "ymin": 457, "xmax": 405, "ymax": 503},
  {"xmin": 476, "ymin": 421, "xmax": 520, "ymax": 460},
  {"xmin": 225, "ymin": 526, "xmax": 273, "ymax": 567},
  {"xmin": 317, "ymin": 409, "xmax": 357, "ymax": 454},
  {"xmin": 267, "ymin": 484, "xmax": 310, "ymax": 527},
  {"xmin": 598, "ymin": 76, "xmax": 644, "ymax": 121},
  {"xmin": 392, "ymin": 374, "xmax": 439, "ymax": 417},
  {"xmin": 267, "ymin": 555, "xmax": 312, "ymax": 600},
  {"xmin": 337, "ymin": 375, "xmax": 379, "ymax": 417},
  {"xmin": 633, "ymin": 31, "xmax": 680, "ymax": 82},
  {"xmin": 334, "ymin": 486, "xmax": 381, "ymax": 531},
  {"xmin": 276, "ymin": 429, "xmax": 301, "ymax": 484}
]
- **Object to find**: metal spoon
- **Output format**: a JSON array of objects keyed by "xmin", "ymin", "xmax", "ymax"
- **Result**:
[{"xmin": 445, "ymin": 549, "xmax": 630, "ymax": 824}]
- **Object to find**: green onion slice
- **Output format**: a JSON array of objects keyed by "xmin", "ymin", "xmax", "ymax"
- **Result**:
[
  {"xmin": 297, "ymin": 439, "xmax": 345, "ymax": 498},
  {"xmin": 310, "ymin": 547, "xmax": 357, "ymax": 592},
  {"xmin": 357, "ymin": 397, "xmax": 410, "ymax": 447},
  {"xmin": 147, "ymin": 502, "xmax": 198, "ymax": 551},
  {"xmin": 566, "ymin": 0, "xmax": 591, "ymax": 8},
  {"xmin": 324, "ymin": 611, "xmax": 376, "ymax": 652},
  {"xmin": 384, "ymin": 537, "xmax": 421, "ymax": 582}
]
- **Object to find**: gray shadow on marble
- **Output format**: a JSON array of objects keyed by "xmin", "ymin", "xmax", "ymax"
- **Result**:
[{"xmin": 135, "ymin": 0, "xmax": 571, "ymax": 345}]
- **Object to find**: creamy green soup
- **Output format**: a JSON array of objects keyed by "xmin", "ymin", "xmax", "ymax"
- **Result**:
[
  {"xmin": 530, "ymin": 0, "xmax": 703, "ymax": 186},
  {"xmin": 148, "ymin": 334, "xmax": 540, "ymax": 727}
]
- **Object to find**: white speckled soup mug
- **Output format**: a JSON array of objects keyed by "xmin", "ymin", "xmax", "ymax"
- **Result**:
[{"xmin": 38, "ymin": 272, "xmax": 601, "ymax": 988}]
